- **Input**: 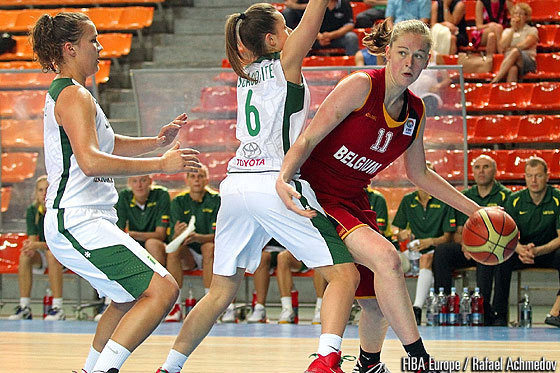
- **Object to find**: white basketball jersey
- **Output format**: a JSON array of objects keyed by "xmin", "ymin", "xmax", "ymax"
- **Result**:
[
  {"xmin": 227, "ymin": 53, "xmax": 310, "ymax": 173},
  {"xmin": 44, "ymin": 78, "xmax": 118, "ymax": 209}
]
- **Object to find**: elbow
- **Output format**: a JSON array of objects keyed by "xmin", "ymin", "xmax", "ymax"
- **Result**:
[{"xmin": 76, "ymin": 157, "xmax": 101, "ymax": 177}]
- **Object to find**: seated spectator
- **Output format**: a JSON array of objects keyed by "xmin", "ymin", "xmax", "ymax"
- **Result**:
[
  {"xmin": 355, "ymin": 46, "xmax": 383, "ymax": 66},
  {"xmin": 385, "ymin": 0, "xmax": 431, "ymax": 29},
  {"xmin": 502, "ymin": 157, "xmax": 560, "ymax": 328},
  {"xmin": 9, "ymin": 175, "xmax": 65, "ymax": 320},
  {"xmin": 355, "ymin": 0, "xmax": 387, "ymax": 28},
  {"xmin": 312, "ymin": 0, "xmax": 359, "ymax": 56},
  {"xmin": 491, "ymin": 2, "xmax": 537, "ymax": 83},
  {"xmin": 392, "ymin": 162, "xmax": 456, "ymax": 325},
  {"xmin": 432, "ymin": 155, "xmax": 512, "ymax": 325},
  {"xmin": 167, "ymin": 165, "xmax": 220, "ymax": 322},
  {"xmin": 431, "ymin": 0, "xmax": 468, "ymax": 54},
  {"xmin": 276, "ymin": 249, "xmax": 326, "ymax": 324},
  {"xmin": 470, "ymin": 0, "xmax": 512, "ymax": 50},
  {"xmin": 246, "ymin": 239, "xmax": 285, "ymax": 323},
  {"xmin": 282, "ymin": 0, "xmax": 308, "ymax": 29},
  {"xmin": 100, "ymin": 175, "xmax": 171, "ymax": 322},
  {"xmin": 409, "ymin": 50, "xmax": 452, "ymax": 116}
]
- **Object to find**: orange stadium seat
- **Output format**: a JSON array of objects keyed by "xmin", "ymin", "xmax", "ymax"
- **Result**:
[
  {"xmin": 484, "ymin": 83, "xmax": 532, "ymax": 111},
  {"xmin": 1, "ymin": 186, "xmax": 12, "ymax": 212},
  {"xmin": 1, "ymin": 119, "xmax": 44, "ymax": 148},
  {"xmin": 1, "ymin": 152, "xmax": 38, "ymax": 183},
  {"xmin": 309, "ymin": 85, "xmax": 335, "ymax": 112},
  {"xmin": 464, "ymin": 0, "xmax": 476, "ymax": 22},
  {"xmin": 191, "ymin": 86, "xmax": 237, "ymax": 116},
  {"xmin": 0, "ymin": 60, "xmax": 111, "ymax": 86},
  {"xmin": 0, "ymin": 9, "xmax": 15, "ymax": 30},
  {"xmin": 503, "ymin": 149, "xmax": 556, "ymax": 180},
  {"xmin": 424, "ymin": 115, "xmax": 464, "ymax": 145},
  {"xmin": 529, "ymin": 82, "xmax": 560, "ymax": 111},
  {"xmin": 439, "ymin": 83, "xmax": 462, "ymax": 111},
  {"xmin": 0, "ymin": 34, "xmax": 131, "ymax": 61},
  {"xmin": 0, "ymin": 233, "xmax": 27, "ymax": 274},
  {"xmin": 515, "ymin": 115, "xmax": 560, "ymax": 143},
  {"xmin": 0, "ymin": 90, "xmax": 46, "ymax": 119},
  {"xmin": 302, "ymin": 70, "xmax": 348, "ymax": 84},
  {"xmin": 375, "ymin": 156, "xmax": 407, "ymax": 182},
  {"xmin": 372, "ymin": 186, "xmax": 415, "ymax": 220},
  {"xmin": 0, "ymin": 0, "xmax": 163, "ymax": 5},
  {"xmin": 119, "ymin": 6, "xmax": 154, "ymax": 29},
  {"xmin": 470, "ymin": 114, "xmax": 518, "ymax": 143}
]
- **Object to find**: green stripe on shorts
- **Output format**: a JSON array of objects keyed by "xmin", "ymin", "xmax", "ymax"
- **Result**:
[
  {"xmin": 56, "ymin": 209, "xmax": 154, "ymax": 299},
  {"xmin": 293, "ymin": 181, "xmax": 354, "ymax": 265}
]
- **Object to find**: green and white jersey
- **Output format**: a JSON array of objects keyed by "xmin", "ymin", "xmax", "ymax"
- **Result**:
[
  {"xmin": 228, "ymin": 53, "xmax": 310, "ymax": 174},
  {"xmin": 44, "ymin": 78, "xmax": 118, "ymax": 209}
]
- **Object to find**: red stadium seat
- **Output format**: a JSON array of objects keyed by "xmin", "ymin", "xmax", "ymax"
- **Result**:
[
  {"xmin": 536, "ymin": 24, "xmax": 560, "ymax": 51},
  {"xmin": 1, "ymin": 119, "xmax": 44, "ymax": 148},
  {"xmin": 0, "ymin": 233, "xmax": 27, "ymax": 274},
  {"xmin": 309, "ymin": 85, "xmax": 335, "ymax": 112},
  {"xmin": 303, "ymin": 55, "xmax": 356, "ymax": 66},
  {"xmin": 525, "ymin": 53, "xmax": 560, "ymax": 80},
  {"xmin": 0, "ymin": 60, "xmax": 110, "ymax": 86},
  {"xmin": 350, "ymin": 1, "xmax": 370, "ymax": 23},
  {"xmin": 271, "ymin": 2, "xmax": 286, "ymax": 12},
  {"xmin": 439, "ymin": 83, "xmax": 462, "ymax": 111},
  {"xmin": 515, "ymin": 115, "xmax": 560, "ymax": 143},
  {"xmin": 484, "ymin": 83, "xmax": 532, "ymax": 111},
  {"xmin": 503, "ymin": 149, "xmax": 556, "ymax": 180},
  {"xmin": 550, "ymin": 150, "xmax": 560, "ymax": 179},
  {"xmin": 199, "ymin": 152, "xmax": 235, "ymax": 186},
  {"xmin": 464, "ymin": 0, "xmax": 476, "ymax": 22},
  {"xmin": 177, "ymin": 119, "xmax": 238, "ymax": 150},
  {"xmin": 464, "ymin": 83, "xmax": 491, "ymax": 111},
  {"xmin": 303, "ymin": 70, "xmax": 348, "ymax": 84},
  {"xmin": 191, "ymin": 86, "xmax": 237, "ymax": 116},
  {"xmin": 371, "ymin": 186, "xmax": 415, "ymax": 220},
  {"xmin": 467, "ymin": 149, "xmax": 510, "ymax": 180},
  {"xmin": 2, "ymin": 152, "xmax": 38, "ymax": 183},
  {"xmin": 529, "ymin": 0, "xmax": 560, "ymax": 22},
  {"xmin": 425, "ymin": 149, "xmax": 465, "ymax": 181},
  {"xmin": 424, "ymin": 115, "xmax": 464, "ymax": 145},
  {"xmin": 470, "ymin": 115, "xmax": 517, "ymax": 144},
  {"xmin": 529, "ymin": 82, "xmax": 560, "ymax": 111}
]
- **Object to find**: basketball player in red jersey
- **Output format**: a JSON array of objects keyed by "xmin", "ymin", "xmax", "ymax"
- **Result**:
[{"xmin": 277, "ymin": 19, "xmax": 482, "ymax": 373}]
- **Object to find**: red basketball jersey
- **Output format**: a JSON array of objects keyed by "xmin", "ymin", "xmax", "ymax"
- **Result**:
[{"xmin": 301, "ymin": 68, "xmax": 425, "ymax": 198}]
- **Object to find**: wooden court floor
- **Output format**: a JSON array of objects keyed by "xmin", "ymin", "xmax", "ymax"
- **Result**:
[{"xmin": 1, "ymin": 322, "xmax": 559, "ymax": 372}]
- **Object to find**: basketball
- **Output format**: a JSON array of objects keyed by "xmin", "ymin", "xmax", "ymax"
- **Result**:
[{"xmin": 462, "ymin": 208, "xmax": 519, "ymax": 265}]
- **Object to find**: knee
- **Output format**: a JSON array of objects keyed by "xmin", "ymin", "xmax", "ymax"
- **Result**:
[{"xmin": 322, "ymin": 263, "xmax": 360, "ymax": 290}]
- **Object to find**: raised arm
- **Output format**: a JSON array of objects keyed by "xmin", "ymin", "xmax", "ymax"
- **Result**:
[
  {"xmin": 403, "ymin": 118, "xmax": 480, "ymax": 217},
  {"xmin": 276, "ymin": 72, "xmax": 371, "ymax": 216},
  {"xmin": 281, "ymin": 0, "xmax": 329, "ymax": 82},
  {"xmin": 56, "ymin": 86, "xmax": 199, "ymax": 177}
]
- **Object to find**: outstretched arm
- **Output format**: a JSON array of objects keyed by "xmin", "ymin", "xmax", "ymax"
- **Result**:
[{"xmin": 113, "ymin": 113, "xmax": 188, "ymax": 157}]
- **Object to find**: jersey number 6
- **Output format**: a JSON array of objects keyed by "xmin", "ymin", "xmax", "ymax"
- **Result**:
[{"xmin": 245, "ymin": 89, "xmax": 261, "ymax": 136}]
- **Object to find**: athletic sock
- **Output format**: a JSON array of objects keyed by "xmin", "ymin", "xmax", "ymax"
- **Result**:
[
  {"xmin": 413, "ymin": 269, "xmax": 433, "ymax": 309},
  {"xmin": 317, "ymin": 333, "xmax": 342, "ymax": 356},
  {"xmin": 315, "ymin": 297, "xmax": 323, "ymax": 312},
  {"xmin": 403, "ymin": 338, "xmax": 430, "ymax": 362},
  {"xmin": 161, "ymin": 349, "xmax": 188, "ymax": 372},
  {"xmin": 204, "ymin": 288, "xmax": 210, "ymax": 295},
  {"xmin": 176, "ymin": 289, "xmax": 182, "ymax": 305},
  {"xmin": 280, "ymin": 296, "xmax": 292, "ymax": 311},
  {"xmin": 83, "ymin": 346, "xmax": 101, "ymax": 373},
  {"xmin": 92, "ymin": 339, "xmax": 131, "ymax": 372},
  {"xmin": 359, "ymin": 347, "xmax": 381, "ymax": 367},
  {"xmin": 53, "ymin": 297, "xmax": 63, "ymax": 309},
  {"xmin": 20, "ymin": 297, "xmax": 31, "ymax": 308}
]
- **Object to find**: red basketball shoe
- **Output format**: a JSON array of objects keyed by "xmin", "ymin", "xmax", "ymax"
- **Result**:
[{"xmin": 305, "ymin": 351, "xmax": 344, "ymax": 373}]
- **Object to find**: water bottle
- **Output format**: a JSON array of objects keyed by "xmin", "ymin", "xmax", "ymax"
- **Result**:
[
  {"xmin": 471, "ymin": 287, "xmax": 484, "ymax": 326},
  {"xmin": 460, "ymin": 287, "xmax": 472, "ymax": 326},
  {"xmin": 251, "ymin": 290, "xmax": 257, "ymax": 311},
  {"xmin": 291, "ymin": 289, "xmax": 299, "ymax": 324},
  {"xmin": 447, "ymin": 287, "xmax": 460, "ymax": 326},
  {"xmin": 184, "ymin": 283, "xmax": 196, "ymax": 315},
  {"xmin": 425, "ymin": 287, "xmax": 438, "ymax": 326},
  {"xmin": 43, "ymin": 288, "xmax": 53, "ymax": 319},
  {"xmin": 437, "ymin": 287, "xmax": 448, "ymax": 326},
  {"xmin": 406, "ymin": 240, "xmax": 421, "ymax": 276},
  {"xmin": 518, "ymin": 286, "xmax": 532, "ymax": 328}
]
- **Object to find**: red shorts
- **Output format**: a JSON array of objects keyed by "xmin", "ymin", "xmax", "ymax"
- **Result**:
[{"xmin": 317, "ymin": 191, "xmax": 378, "ymax": 298}]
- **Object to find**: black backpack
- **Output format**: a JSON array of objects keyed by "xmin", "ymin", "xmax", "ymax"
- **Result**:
[{"xmin": 0, "ymin": 33, "xmax": 16, "ymax": 55}]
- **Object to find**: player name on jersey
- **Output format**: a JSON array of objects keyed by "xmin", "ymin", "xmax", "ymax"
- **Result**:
[
  {"xmin": 333, "ymin": 145, "xmax": 383, "ymax": 175},
  {"xmin": 237, "ymin": 62, "xmax": 276, "ymax": 87}
]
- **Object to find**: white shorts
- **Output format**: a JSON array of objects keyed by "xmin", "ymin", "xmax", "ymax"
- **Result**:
[
  {"xmin": 31, "ymin": 249, "xmax": 47, "ymax": 275},
  {"xmin": 213, "ymin": 173, "xmax": 353, "ymax": 276},
  {"xmin": 44, "ymin": 206, "xmax": 169, "ymax": 303}
]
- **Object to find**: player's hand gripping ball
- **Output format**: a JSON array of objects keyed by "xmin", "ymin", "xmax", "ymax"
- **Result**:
[{"xmin": 462, "ymin": 208, "xmax": 519, "ymax": 265}]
